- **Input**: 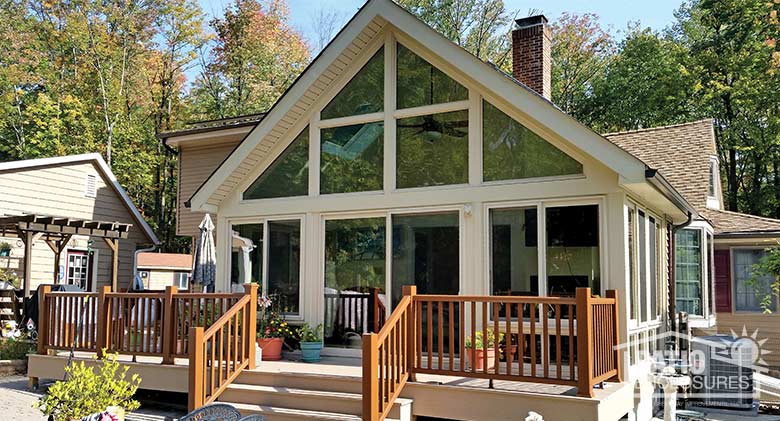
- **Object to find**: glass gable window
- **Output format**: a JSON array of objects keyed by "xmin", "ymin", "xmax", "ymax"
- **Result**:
[
  {"xmin": 268, "ymin": 220, "xmax": 301, "ymax": 315},
  {"xmin": 243, "ymin": 127, "xmax": 309, "ymax": 200},
  {"xmin": 489, "ymin": 207, "xmax": 539, "ymax": 296},
  {"xmin": 483, "ymin": 101, "xmax": 582, "ymax": 182},
  {"xmin": 396, "ymin": 44, "xmax": 467, "ymax": 109},
  {"xmin": 321, "ymin": 48, "xmax": 384, "ymax": 120},
  {"xmin": 396, "ymin": 110, "xmax": 468, "ymax": 188},
  {"xmin": 733, "ymin": 249, "xmax": 778, "ymax": 312},
  {"xmin": 321, "ymin": 122, "xmax": 384, "ymax": 194},
  {"xmin": 324, "ymin": 218, "xmax": 386, "ymax": 347},
  {"xmin": 675, "ymin": 228, "xmax": 702, "ymax": 315},
  {"xmin": 545, "ymin": 205, "xmax": 600, "ymax": 295}
]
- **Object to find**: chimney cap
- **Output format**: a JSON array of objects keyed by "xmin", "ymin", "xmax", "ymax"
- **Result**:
[{"xmin": 515, "ymin": 15, "xmax": 548, "ymax": 29}]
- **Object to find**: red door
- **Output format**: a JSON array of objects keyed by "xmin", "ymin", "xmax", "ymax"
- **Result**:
[{"xmin": 714, "ymin": 249, "xmax": 732, "ymax": 313}]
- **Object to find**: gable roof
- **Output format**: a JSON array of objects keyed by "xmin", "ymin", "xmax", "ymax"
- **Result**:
[
  {"xmin": 188, "ymin": 0, "xmax": 667, "ymax": 211},
  {"xmin": 159, "ymin": 113, "xmax": 266, "ymax": 141},
  {"xmin": 605, "ymin": 119, "xmax": 717, "ymax": 211},
  {"xmin": 0, "ymin": 153, "xmax": 159, "ymax": 245}
]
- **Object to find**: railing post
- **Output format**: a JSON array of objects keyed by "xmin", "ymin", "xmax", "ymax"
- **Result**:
[
  {"xmin": 36, "ymin": 286, "xmax": 51, "ymax": 355},
  {"xmin": 188, "ymin": 326, "xmax": 205, "ymax": 411},
  {"xmin": 96, "ymin": 286, "xmax": 111, "ymax": 358},
  {"xmin": 245, "ymin": 283, "xmax": 258, "ymax": 369},
  {"xmin": 162, "ymin": 286, "xmax": 178, "ymax": 364},
  {"xmin": 403, "ymin": 285, "xmax": 417, "ymax": 380},
  {"xmin": 606, "ymin": 289, "xmax": 623, "ymax": 382},
  {"xmin": 576, "ymin": 287, "xmax": 594, "ymax": 398},
  {"xmin": 362, "ymin": 333, "xmax": 379, "ymax": 421}
]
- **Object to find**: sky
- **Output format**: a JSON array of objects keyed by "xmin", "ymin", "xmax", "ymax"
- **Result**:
[{"xmin": 196, "ymin": 0, "xmax": 687, "ymax": 51}]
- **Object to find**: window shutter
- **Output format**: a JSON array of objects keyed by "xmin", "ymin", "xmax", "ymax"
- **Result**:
[
  {"xmin": 714, "ymin": 249, "xmax": 731, "ymax": 313},
  {"xmin": 84, "ymin": 174, "xmax": 97, "ymax": 198}
]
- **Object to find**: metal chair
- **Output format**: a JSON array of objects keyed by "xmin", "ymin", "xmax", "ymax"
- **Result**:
[{"xmin": 179, "ymin": 403, "xmax": 265, "ymax": 421}]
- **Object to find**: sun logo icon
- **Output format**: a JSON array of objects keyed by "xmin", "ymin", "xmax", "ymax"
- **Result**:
[{"xmin": 729, "ymin": 326, "xmax": 772, "ymax": 368}]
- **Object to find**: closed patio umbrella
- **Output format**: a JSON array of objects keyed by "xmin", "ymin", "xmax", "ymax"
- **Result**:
[{"xmin": 192, "ymin": 214, "xmax": 217, "ymax": 292}]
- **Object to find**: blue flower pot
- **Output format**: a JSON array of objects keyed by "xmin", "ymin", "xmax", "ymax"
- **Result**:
[{"xmin": 300, "ymin": 341, "xmax": 323, "ymax": 363}]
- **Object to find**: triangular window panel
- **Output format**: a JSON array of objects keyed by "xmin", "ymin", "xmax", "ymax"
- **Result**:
[
  {"xmin": 244, "ymin": 127, "xmax": 309, "ymax": 200},
  {"xmin": 321, "ymin": 48, "xmax": 384, "ymax": 120},
  {"xmin": 483, "ymin": 100, "xmax": 582, "ymax": 181},
  {"xmin": 396, "ymin": 43, "xmax": 468, "ymax": 109}
]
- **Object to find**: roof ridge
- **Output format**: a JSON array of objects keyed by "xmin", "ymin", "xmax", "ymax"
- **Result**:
[{"xmin": 602, "ymin": 119, "xmax": 714, "ymax": 137}]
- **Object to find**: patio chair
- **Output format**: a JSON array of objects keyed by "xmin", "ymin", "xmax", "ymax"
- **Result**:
[{"xmin": 179, "ymin": 403, "xmax": 265, "ymax": 421}]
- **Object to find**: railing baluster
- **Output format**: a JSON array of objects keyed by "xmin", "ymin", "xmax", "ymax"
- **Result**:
[
  {"xmin": 437, "ymin": 301, "xmax": 443, "ymax": 370},
  {"xmin": 518, "ymin": 303, "xmax": 524, "ymax": 376},
  {"xmin": 555, "ymin": 304, "xmax": 562, "ymax": 379},
  {"xmin": 543, "ymin": 303, "xmax": 549, "ymax": 378},
  {"xmin": 448, "ymin": 301, "xmax": 454, "ymax": 371},
  {"xmin": 493, "ymin": 301, "xmax": 499, "ymax": 375},
  {"xmin": 505, "ymin": 301, "xmax": 512, "ymax": 376},
  {"xmin": 530, "ymin": 303, "xmax": 536, "ymax": 377},
  {"xmin": 426, "ymin": 301, "xmax": 432, "ymax": 370},
  {"xmin": 459, "ymin": 300, "xmax": 464, "ymax": 373}
]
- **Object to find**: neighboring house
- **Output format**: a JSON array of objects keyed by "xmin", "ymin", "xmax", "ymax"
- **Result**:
[
  {"xmin": 137, "ymin": 252, "xmax": 193, "ymax": 290},
  {"xmin": 0, "ymin": 154, "xmax": 159, "ymax": 294},
  {"xmin": 161, "ymin": 2, "xmax": 696, "ymax": 418},
  {"xmin": 607, "ymin": 121, "xmax": 780, "ymax": 369}
]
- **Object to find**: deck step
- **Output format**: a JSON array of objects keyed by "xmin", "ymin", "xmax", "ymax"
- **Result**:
[
  {"xmin": 235, "ymin": 370, "xmax": 363, "ymax": 394},
  {"xmin": 221, "ymin": 383, "xmax": 412, "ymax": 418},
  {"xmin": 228, "ymin": 402, "xmax": 400, "ymax": 421}
]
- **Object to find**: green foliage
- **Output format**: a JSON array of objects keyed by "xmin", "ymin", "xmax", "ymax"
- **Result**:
[
  {"xmin": 0, "ymin": 338, "xmax": 34, "ymax": 360},
  {"xmin": 464, "ymin": 329, "xmax": 503, "ymax": 349},
  {"xmin": 747, "ymin": 247, "xmax": 780, "ymax": 313},
  {"xmin": 257, "ymin": 294, "xmax": 293, "ymax": 339},
  {"xmin": 296, "ymin": 323, "xmax": 323, "ymax": 343},
  {"xmin": 0, "ymin": 268, "xmax": 21, "ymax": 288},
  {"xmin": 36, "ymin": 352, "xmax": 141, "ymax": 421}
]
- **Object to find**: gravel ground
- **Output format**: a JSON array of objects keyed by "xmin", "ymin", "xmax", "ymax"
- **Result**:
[{"xmin": 0, "ymin": 375, "xmax": 186, "ymax": 420}]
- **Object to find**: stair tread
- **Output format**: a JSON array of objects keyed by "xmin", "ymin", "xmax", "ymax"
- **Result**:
[
  {"xmin": 226, "ymin": 382, "xmax": 413, "ymax": 405},
  {"xmin": 228, "ymin": 402, "xmax": 388, "ymax": 420}
]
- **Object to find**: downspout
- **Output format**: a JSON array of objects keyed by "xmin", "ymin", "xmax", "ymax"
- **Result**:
[{"xmin": 133, "ymin": 245, "xmax": 158, "ymax": 290}]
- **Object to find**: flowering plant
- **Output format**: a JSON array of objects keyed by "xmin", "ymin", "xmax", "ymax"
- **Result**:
[{"xmin": 257, "ymin": 293, "xmax": 292, "ymax": 339}]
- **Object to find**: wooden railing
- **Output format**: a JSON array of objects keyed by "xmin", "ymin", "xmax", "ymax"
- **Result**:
[
  {"xmin": 37, "ymin": 286, "xmax": 248, "ymax": 362},
  {"xmin": 363, "ymin": 286, "xmax": 414, "ymax": 421},
  {"xmin": 362, "ymin": 287, "xmax": 621, "ymax": 421},
  {"xmin": 188, "ymin": 284, "xmax": 257, "ymax": 410}
]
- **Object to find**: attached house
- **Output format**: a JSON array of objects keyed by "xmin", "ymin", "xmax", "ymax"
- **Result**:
[
  {"xmin": 0, "ymin": 154, "xmax": 159, "ymax": 294},
  {"xmin": 158, "ymin": 1, "xmax": 706, "ymax": 418},
  {"xmin": 608, "ymin": 121, "xmax": 780, "ymax": 370}
]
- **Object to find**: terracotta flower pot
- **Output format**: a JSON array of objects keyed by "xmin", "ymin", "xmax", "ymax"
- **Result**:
[
  {"xmin": 466, "ymin": 348, "xmax": 496, "ymax": 371},
  {"xmin": 257, "ymin": 338, "xmax": 284, "ymax": 361}
]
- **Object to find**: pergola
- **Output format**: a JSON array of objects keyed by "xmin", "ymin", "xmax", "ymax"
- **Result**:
[{"xmin": 0, "ymin": 214, "xmax": 132, "ymax": 296}]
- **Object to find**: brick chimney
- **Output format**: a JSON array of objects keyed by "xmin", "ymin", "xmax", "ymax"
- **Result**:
[{"xmin": 512, "ymin": 15, "xmax": 551, "ymax": 100}]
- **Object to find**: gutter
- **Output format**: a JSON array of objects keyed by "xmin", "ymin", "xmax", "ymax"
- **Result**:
[
  {"xmin": 133, "ymin": 245, "xmax": 158, "ymax": 290},
  {"xmin": 645, "ymin": 168, "xmax": 698, "ymax": 219}
]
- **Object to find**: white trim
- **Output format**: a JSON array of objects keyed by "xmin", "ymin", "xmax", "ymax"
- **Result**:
[
  {"xmin": 393, "ymin": 100, "xmax": 469, "ymax": 120},
  {"xmin": 468, "ymin": 90, "xmax": 482, "ymax": 186},
  {"xmin": 0, "ymin": 153, "xmax": 159, "ymax": 245},
  {"xmin": 318, "ymin": 112, "xmax": 384, "ymax": 129},
  {"xmin": 189, "ymin": 0, "xmax": 654, "ymax": 212},
  {"xmin": 384, "ymin": 32, "xmax": 397, "ymax": 194},
  {"xmin": 309, "ymin": 115, "xmax": 320, "ymax": 197}
]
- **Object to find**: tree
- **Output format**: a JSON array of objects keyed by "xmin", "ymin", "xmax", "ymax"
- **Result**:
[
  {"xmin": 397, "ymin": 0, "xmax": 515, "ymax": 70},
  {"xmin": 189, "ymin": 0, "xmax": 310, "ymax": 119},
  {"xmin": 549, "ymin": 13, "xmax": 614, "ymax": 115}
]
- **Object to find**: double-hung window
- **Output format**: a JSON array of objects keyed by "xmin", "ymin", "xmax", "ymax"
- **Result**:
[{"xmin": 732, "ymin": 249, "xmax": 779, "ymax": 313}]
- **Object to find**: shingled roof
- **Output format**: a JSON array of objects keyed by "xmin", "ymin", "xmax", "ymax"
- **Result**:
[
  {"xmin": 701, "ymin": 209, "xmax": 780, "ymax": 236},
  {"xmin": 604, "ymin": 119, "xmax": 716, "ymax": 211}
]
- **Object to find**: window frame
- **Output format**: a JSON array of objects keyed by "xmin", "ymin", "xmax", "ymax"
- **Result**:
[
  {"xmin": 626, "ymin": 201, "xmax": 665, "ymax": 329},
  {"xmin": 228, "ymin": 214, "xmax": 306, "ymax": 320},
  {"xmin": 174, "ymin": 272, "xmax": 189, "ymax": 289},
  {"xmin": 484, "ymin": 196, "xmax": 606, "ymax": 301},
  {"xmin": 730, "ymin": 246, "xmax": 780, "ymax": 314}
]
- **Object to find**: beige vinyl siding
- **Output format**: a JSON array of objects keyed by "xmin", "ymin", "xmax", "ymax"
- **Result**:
[
  {"xmin": 716, "ymin": 312, "xmax": 780, "ymax": 368},
  {"xmin": 0, "ymin": 161, "xmax": 151, "ymax": 291},
  {"xmin": 139, "ymin": 269, "xmax": 180, "ymax": 290},
  {"xmin": 178, "ymin": 141, "xmax": 241, "ymax": 237}
]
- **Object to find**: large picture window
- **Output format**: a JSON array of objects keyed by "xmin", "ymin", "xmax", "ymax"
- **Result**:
[
  {"xmin": 489, "ymin": 207, "xmax": 538, "ymax": 296},
  {"xmin": 320, "ymin": 122, "xmax": 384, "ymax": 194},
  {"xmin": 545, "ymin": 205, "xmax": 600, "ymax": 295},
  {"xmin": 396, "ymin": 44, "xmax": 467, "ymax": 109},
  {"xmin": 321, "ymin": 48, "xmax": 384, "ymax": 120},
  {"xmin": 733, "ymin": 249, "xmax": 778, "ymax": 312},
  {"xmin": 396, "ymin": 110, "xmax": 468, "ymax": 188}
]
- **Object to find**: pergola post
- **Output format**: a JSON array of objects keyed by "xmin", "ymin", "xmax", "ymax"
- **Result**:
[
  {"xmin": 21, "ymin": 231, "xmax": 33, "ymax": 297},
  {"xmin": 103, "ymin": 238, "xmax": 119, "ymax": 292}
]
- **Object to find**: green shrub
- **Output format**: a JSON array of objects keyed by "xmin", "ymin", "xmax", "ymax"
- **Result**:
[
  {"xmin": 296, "ymin": 323, "xmax": 323, "ymax": 343},
  {"xmin": 464, "ymin": 329, "xmax": 503, "ymax": 349},
  {"xmin": 36, "ymin": 351, "xmax": 141, "ymax": 421},
  {"xmin": 0, "ymin": 338, "xmax": 34, "ymax": 360}
]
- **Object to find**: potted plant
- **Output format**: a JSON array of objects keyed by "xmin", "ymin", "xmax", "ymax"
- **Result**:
[
  {"xmin": 464, "ymin": 329, "xmax": 503, "ymax": 372},
  {"xmin": 36, "ymin": 351, "xmax": 141, "ymax": 421},
  {"xmin": 256, "ymin": 294, "xmax": 291, "ymax": 361},
  {"xmin": 0, "ymin": 242, "xmax": 11, "ymax": 257},
  {"xmin": 296, "ymin": 323, "xmax": 324, "ymax": 363}
]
